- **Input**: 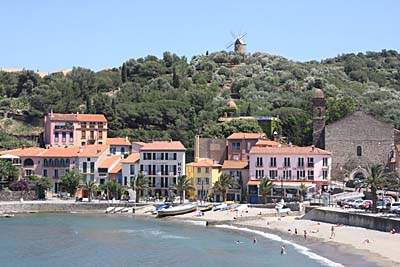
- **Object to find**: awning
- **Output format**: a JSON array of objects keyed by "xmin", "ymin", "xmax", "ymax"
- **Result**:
[
  {"xmin": 0, "ymin": 154, "xmax": 20, "ymax": 159},
  {"xmin": 247, "ymin": 180, "xmax": 315, "ymax": 189}
]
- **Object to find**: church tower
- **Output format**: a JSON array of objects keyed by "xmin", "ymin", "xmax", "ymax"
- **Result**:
[{"xmin": 312, "ymin": 88, "xmax": 326, "ymax": 149}]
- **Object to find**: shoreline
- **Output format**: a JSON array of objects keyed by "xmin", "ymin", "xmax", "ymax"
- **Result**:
[{"xmin": 2, "ymin": 202, "xmax": 400, "ymax": 267}]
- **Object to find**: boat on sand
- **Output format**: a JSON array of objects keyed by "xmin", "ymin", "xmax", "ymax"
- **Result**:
[{"xmin": 157, "ymin": 204, "xmax": 197, "ymax": 218}]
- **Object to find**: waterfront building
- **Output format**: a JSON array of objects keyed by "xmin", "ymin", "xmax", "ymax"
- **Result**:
[
  {"xmin": 107, "ymin": 137, "xmax": 131, "ymax": 155},
  {"xmin": 138, "ymin": 141, "xmax": 186, "ymax": 198},
  {"xmin": 44, "ymin": 111, "xmax": 108, "ymax": 147},
  {"xmin": 248, "ymin": 145, "xmax": 332, "ymax": 203},
  {"xmin": 219, "ymin": 160, "xmax": 249, "ymax": 202},
  {"xmin": 227, "ymin": 132, "xmax": 266, "ymax": 161},
  {"xmin": 121, "ymin": 153, "xmax": 140, "ymax": 187}
]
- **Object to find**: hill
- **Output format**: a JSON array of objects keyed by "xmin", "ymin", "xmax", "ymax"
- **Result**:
[{"xmin": 0, "ymin": 49, "xmax": 399, "ymax": 156}]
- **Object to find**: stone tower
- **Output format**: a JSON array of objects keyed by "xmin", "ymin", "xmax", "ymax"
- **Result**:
[
  {"xmin": 234, "ymin": 37, "xmax": 247, "ymax": 54},
  {"xmin": 312, "ymin": 88, "xmax": 326, "ymax": 149}
]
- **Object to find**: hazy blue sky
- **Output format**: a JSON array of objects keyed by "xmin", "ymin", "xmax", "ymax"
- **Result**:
[{"xmin": 1, "ymin": 0, "xmax": 399, "ymax": 72}]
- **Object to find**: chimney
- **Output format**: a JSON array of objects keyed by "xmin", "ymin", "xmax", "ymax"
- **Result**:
[
  {"xmin": 125, "ymin": 136, "xmax": 129, "ymax": 143},
  {"xmin": 50, "ymin": 109, "xmax": 54, "ymax": 118},
  {"xmin": 78, "ymin": 147, "xmax": 83, "ymax": 153},
  {"xmin": 194, "ymin": 135, "xmax": 200, "ymax": 162},
  {"xmin": 273, "ymin": 131, "xmax": 279, "ymax": 143},
  {"xmin": 311, "ymin": 145, "xmax": 315, "ymax": 152},
  {"xmin": 22, "ymin": 145, "xmax": 25, "ymax": 150},
  {"xmin": 75, "ymin": 111, "xmax": 79, "ymax": 117}
]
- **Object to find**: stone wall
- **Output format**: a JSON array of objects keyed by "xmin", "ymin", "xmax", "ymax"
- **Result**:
[
  {"xmin": 199, "ymin": 138, "xmax": 227, "ymax": 164},
  {"xmin": 303, "ymin": 208, "xmax": 400, "ymax": 232},
  {"xmin": 0, "ymin": 191, "xmax": 37, "ymax": 201},
  {"xmin": 325, "ymin": 110, "xmax": 393, "ymax": 176}
]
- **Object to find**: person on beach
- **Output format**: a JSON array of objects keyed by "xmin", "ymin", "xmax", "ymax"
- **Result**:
[
  {"xmin": 294, "ymin": 228, "xmax": 298, "ymax": 235},
  {"xmin": 304, "ymin": 230, "xmax": 307, "ymax": 240},
  {"xmin": 330, "ymin": 226, "xmax": 335, "ymax": 239},
  {"xmin": 281, "ymin": 245, "xmax": 286, "ymax": 255}
]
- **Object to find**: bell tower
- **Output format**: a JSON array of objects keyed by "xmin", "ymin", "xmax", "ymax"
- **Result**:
[{"xmin": 312, "ymin": 89, "xmax": 326, "ymax": 149}]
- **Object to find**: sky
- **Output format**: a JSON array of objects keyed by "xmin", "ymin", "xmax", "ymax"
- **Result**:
[{"xmin": 1, "ymin": 0, "xmax": 399, "ymax": 72}]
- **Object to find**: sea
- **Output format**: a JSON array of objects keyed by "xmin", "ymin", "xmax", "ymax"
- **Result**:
[{"xmin": 0, "ymin": 214, "xmax": 344, "ymax": 267}]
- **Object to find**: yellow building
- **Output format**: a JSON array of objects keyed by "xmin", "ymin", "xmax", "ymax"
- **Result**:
[{"xmin": 185, "ymin": 158, "xmax": 221, "ymax": 200}]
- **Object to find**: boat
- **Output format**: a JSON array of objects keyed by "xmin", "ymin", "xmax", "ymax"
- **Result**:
[
  {"xmin": 275, "ymin": 203, "xmax": 291, "ymax": 214},
  {"xmin": 213, "ymin": 203, "xmax": 228, "ymax": 211},
  {"xmin": 105, "ymin": 207, "xmax": 115, "ymax": 213},
  {"xmin": 199, "ymin": 204, "xmax": 213, "ymax": 212},
  {"xmin": 0, "ymin": 214, "xmax": 14, "ymax": 218},
  {"xmin": 114, "ymin": 207, "xmax": 124, "ymax": 213},
  {"xmin": 121, "ymin": 207, "xmax": 134, "ymax": 213},
  {"xmin": 157, "ymin": 204, "xmax": 197, "ymax": 218}
]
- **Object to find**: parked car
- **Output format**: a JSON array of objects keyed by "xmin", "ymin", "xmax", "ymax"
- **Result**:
[
  {"xmin": 394, "ymin": 207, "xmax": 400, "ymax": 215},
  {"xmin": 337, "ymin": 198, "xmax": 348, "ymax": 207},
  {"xmin": 351, "ymin": 199, "xmax": 364, "ymax": 209},
  {"xmin": 388, "ymin": 202, "xmax": 400, "ymax": 212},
  {"xmin": 342, "ymin": 199, "xmax": 356, "ymax": 208},
  {"xmin": 358, "ymin": 200, "xmax": 372, "ymax": 210},
  {"xmin": 377, "ymin": 199, "xmax": 391, "ymax": 212}
]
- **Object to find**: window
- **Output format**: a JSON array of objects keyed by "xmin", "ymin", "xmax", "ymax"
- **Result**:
[
  {"xmin": 49, "ymin": 159, "xmax": 53, "ymax": 167},
  {"xmin": 144, "ymin": 153, "xmax": 152, "ymax": 160},
  {"xmin": 255, "ymin": 170, "xmax": 264, "ymax": 179},
  {"xmin": 98, "ymin": 122, "xmax": 103, "ymax": 128},
  {"xmin": 269, "ymin": 170, "xmax": 278, "ymax": 179},
  {"xmin": 81, "ymin": 131, "xmax": 86, "ymax": 139},
  {"xmin": 197, "ymin": 178, "xmax": 202, "ymax": 185},
  {"xmin": 155, "ymin": 153, "xmax": 164, "ymax": 160},
  {"xmin": 83, "ymin": 162, "xmax": 87, "ymax": 173},
  {"xmin": 307, "ymin": 157, "xmax": 314, "ymax": 168},
  {"xmin": 356, "ymin": 146, "xmax": 362, "ymax": 157},
  {"xmin": 98, "ymin": 131, "xmax": 103, "ymax": 140},
  {"xmin": 232, "ymin": 142, "xmax": 241, "ymax": 151},
  {"xmin": 55, "ymin": 159, "xmax": 59, "ymax": 167},
  {"xmin": 69, "ymin": 132, "xmax": 73, "ymax": 142},
  {"xmin": 60, "ymin": 159, "xmax": 65, "ymax": 167},
  {"xmin": 62, "ymin": 133, "xmax": 66, "ymax": 142},
  {"xmin": 54, "ymin": 132, "xmax": 59, "ymax": 142},
  {"xmin": 283, "ymin": 170, "xmax": 291, "ymax": 180},
  {"xmin": 121, "ymin": 147, "xmax": 125, "ymax": 154},
  {"xmin": 246, "ymin": 142, "xmax": 251, "ymax": 152},
  {"xmin": 54, "ymin": 169, "xmax": 59, "ymax": 179},
  {"xmin": 307, "ymin": 170, "xmax": 314, "ymax": 180},
  {"xmin": 66, "ymin": 159, "xmax": 70, "ymax": 166},
  {"xmin": 297, "ymin": 158, "xmax": 304, "ymax": 167},
  {"xmin": 89, "ymin": 122, "xmax": 95, "ymax": 128},
  {"xmin": 25, "ymin": 170, "xmax": 33, "ymax": 176},
  {"xmin": 270, "ymin": 157, "xmax": 277, "ymax": 167},
  {"xmin": 322, "ymin": 170, "xmax": 328, "ymax": 180},
  {"xmin": 167, "ymin": 153, "xmax": 176, "ymax": 160},
  {"xmin": 323, "ymin": 158, "xmax": 328, "ymax": 167},
  {"xmin": 197, "ymin": 167, "xmax": 201, "ymax": 174},
  {"xmin": 90, "ymin": 162, "xmax": 95, "ymax": 173},
  {"xmin": 44, "ymin": 159, "xmax": 48, "ymax": 167},
  {"xmin": 205, "ymin": 178, "xmax": 210, "ymax": 185},
  {"xmin": 43, "ymin": 169, "xmax": 47, "ymax": 177},
  {"xmin": 81, "ymin": 122, "xmax": 87, "ymax": 128},
  {"xmin": 130, "ymin": 165, "xmax": 135, "ymax": 175},
  {"xmin": 205, "ymin": 167, "xmax": 209, "ymax": 174},
  {"xmin": 256, "ymin": 157, "xmax": 263, "ymax": 167},
  {"xmin": 284, "ymin": 157, "xmax": 291, "ymax": 167},
  {"xmin": 297, "ymin": 170, "xmax": 305, "ymax": 180},
  {"xmin": 90, "ymin": 131, "xmax": 94, "ymax": 140}
]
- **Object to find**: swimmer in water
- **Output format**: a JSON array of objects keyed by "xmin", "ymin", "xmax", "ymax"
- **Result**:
[{"xmin": 281, "ymin": 245, "xmax": 286, "ymax": 255}]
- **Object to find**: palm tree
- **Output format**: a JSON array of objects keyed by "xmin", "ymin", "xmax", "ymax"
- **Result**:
[
  {"xmin": 131, "ymin": 173, "xmax": 149, "ymax": 203},
  {"xmin": 259, "ymin": 177, "xmax": 274, "ymax": 204},
  {"xmin": 213, "ymin": 173, "xmax": 238, "ymax": 202},
  {"xmin": 358, "ymin": 164, "xmax": 388, "ymax": 213},
  {"xmin": 170, "ymin": 175, "xmax": 194, "ymax": 203},
  {"xmin": 299, "ymin": 183, "xmax": 308, "ymax": 202},
  {"xmin": 83, "ymin": 180, "xmax": 96, "ymax": 202}
]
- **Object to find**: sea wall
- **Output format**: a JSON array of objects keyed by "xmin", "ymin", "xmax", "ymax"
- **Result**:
[
  {"xmin": 303, "ymin": 208, "xmax": 400, "ymax": 232},
  {"xmin": 0, "ymin": 202, "xmax": 145, "ymax": 213},
  {"xmin": 0, "ymin": 191, "xmax": 37, "ymax": 201}
]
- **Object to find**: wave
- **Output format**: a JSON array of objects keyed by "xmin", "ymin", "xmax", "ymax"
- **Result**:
[
  {"xmin": 180, "ymin": 220, "xmax": 208, "ymax": 226},
  {"xmin": 114, "ymin": 228, "xmax": 188, "ymax": 239},
  {"xmin": 215, "ymin": 225, "xmax": 345, "ymax": 267}
]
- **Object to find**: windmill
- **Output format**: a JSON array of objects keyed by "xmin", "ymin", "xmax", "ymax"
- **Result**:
[{"xmin": 226, "ymin": 32, "xmax": 247, "ymax": 54}]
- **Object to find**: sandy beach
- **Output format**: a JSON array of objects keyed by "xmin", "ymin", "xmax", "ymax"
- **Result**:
[{"xmin": 134, "ymin": 205, "xmax": 400, "ymax": 267}]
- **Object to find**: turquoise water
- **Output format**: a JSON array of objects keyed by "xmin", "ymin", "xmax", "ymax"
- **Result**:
[{"xmin": 0, "ymin": 214, "xmax": 336, "ymax": 267}]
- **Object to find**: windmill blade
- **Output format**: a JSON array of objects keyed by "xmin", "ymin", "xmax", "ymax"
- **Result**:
[
  {"xmin": 230, "ymin": 31, "xmax": 237, "ymax": 39},
  {"xmin": 226, "ymin": 42, "xmax": 235, "ymax": 49},
  {"xmin": 238, "ymin": 32, "xmax": 247, "ymax": 40}
]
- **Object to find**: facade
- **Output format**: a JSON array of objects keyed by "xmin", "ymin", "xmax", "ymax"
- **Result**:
[
  {"xmin": 121, "ymin": 153, "xmax": 140, "ymax": 187},
  {"xmin": 248, "ymin": 145, "xmax": 332, "ymax": 203},
  {"xmin": 219, "ymin": 160, "xmax": 249, "ymax": 202},
  {"xmin": 44, "ymin": 112, "xmax": 108, "ymax": 147},
  {"xmin": 76, "ymin": 144, "xmax": 110, "ymax": 185},
  {"xmin": 139, "ymin": 141, "xmax": 186, "ymax": 197},
  {"xmin": 227, "ymin": 132, "xmax": 266, "ymax": 161},
  {"xmin": 186, "ymin": 159, "xmax": 221, "ymax": 200},
  {"xmin": 325, "ymin": 110, "xmax": 394, "ymax": 179},
  {"xmin": 97, "ymin": 155, "xmax": 122, "ymax": 184},
  {"xmin": 107, "ymin": 137, "xmax": 131, "ymax": 155}
]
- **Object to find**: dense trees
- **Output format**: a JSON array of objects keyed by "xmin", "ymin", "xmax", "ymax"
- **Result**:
[{"xmin": 0, "ymin": 49, "xmax": 399, "ymax": 152}]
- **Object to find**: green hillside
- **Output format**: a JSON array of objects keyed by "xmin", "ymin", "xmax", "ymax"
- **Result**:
[{"xmin": 0, "ymin": 49, "xmax": 399, "ymax": 154}]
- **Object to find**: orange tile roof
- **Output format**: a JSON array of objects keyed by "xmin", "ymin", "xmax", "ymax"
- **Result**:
[
  {"xmin": 221, "ymin": 160, "xmax": 249, "ymax": 169},
  {"xmin": 255, "ymin": 140, "xmax": 280, "ymax": 147},
  {"xmin": 107, "ymin": 137, "xmax": 131, "ymax": 146},
  {"xmin": 250, "ymin": 145, "xmax": 331, "ymax": 155},
  {"xmin": 42, "ymin": 146, "xmax": 81, "ymax": 157},
  {"xmin": 0, "ymin": 147, "xmax": 46, "ymax": 157},
  {"xmin": 98, "ymin": 155, "xmax": 121, "ymax": 169},
  {"xmin": 227, "ymin": 132, "xmax": 266, "ymax": 140},
  {"xmin": 140, "ymin": 141, "xmax": 186, "ymax": 151},
  {"xmin": 110, "ymin": 162, "xmax": 122, "ymax": 174},
  {"xmin": 121, "ymin": 153, "xmax": 140, "ymax": 163},
  {"xmin": 186, "ymin": 158, "xmax": 222, "ymax": 167},
  {"xmin": 48, "ymin": 113, "xmax": 107, "ymax": 122},
  {"xmin": 78, "ymin": 144, "xmax": 109, "ymax": 157}
]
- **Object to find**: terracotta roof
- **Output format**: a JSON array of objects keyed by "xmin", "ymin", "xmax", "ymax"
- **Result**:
[
  {"xmin": 42, "ymin": 146, "xmax": 81, "ymax": 157},
  {"xmin": 48, "ymin": 113, "xmax": 107, "ymax": 122},
  {"xmin": 255, "ymin": 140, "xmax": 280, "ymax": 147},
  {"xmin": 0, "ymin": 147, "xmax": 46, "ymax": 157},
  {"xmin": 221, "ymin": 160, "xmax": 248, "ymax": 169},
  {"xmin": 140, "ymin": 141, "xmax": 186, "ymax": 151},
  {"xmin": 226, "ymin": 100, "xmax": 237, "ymax": 109},
  {"xmin": 186, "ymin": 158, "xmax": 222, "ymax": 167},
  {"xmin": 98, "ymin": 155, "xmax": 121, "ymax": 169},
  {"xmin": 133, "ymin": 141, "xmax": 146, "ymax": 146},
  {"xmin": 107, "ymin": 137, "xmax": 131, "ymax": 146},
  {"xmin": 250, "ymin": 145, "xmax": 331, "ymax": 155},
  {"xmin": 314, "ymin": 88, "xmax": 325, "ymax": 99},
  {"xmin": 78, "ymin": 144, "xmax": 109, "ymax": 157},
  {"xmin": 110, "ymin": 162, "xmax": 122, "ymax": 174},
  {"xmin": 121, "ymin": 153, "xmax": 140, "ymax": 163},
  {"xmin": 227, "ymin": 132, "xmax": 266, "ymax": 140}
]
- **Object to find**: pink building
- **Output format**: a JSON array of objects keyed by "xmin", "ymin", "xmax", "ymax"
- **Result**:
[
  {"xmin": 248, "ymin": 145, "xmax": 332, "ymax": 203},
  {"xmin": 44, "ymin": 112, "xmax": 107, "ymax": 147},
  {"xmin": 227, "ymin": 132, "xmax": 266, "ymax": 161}
]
